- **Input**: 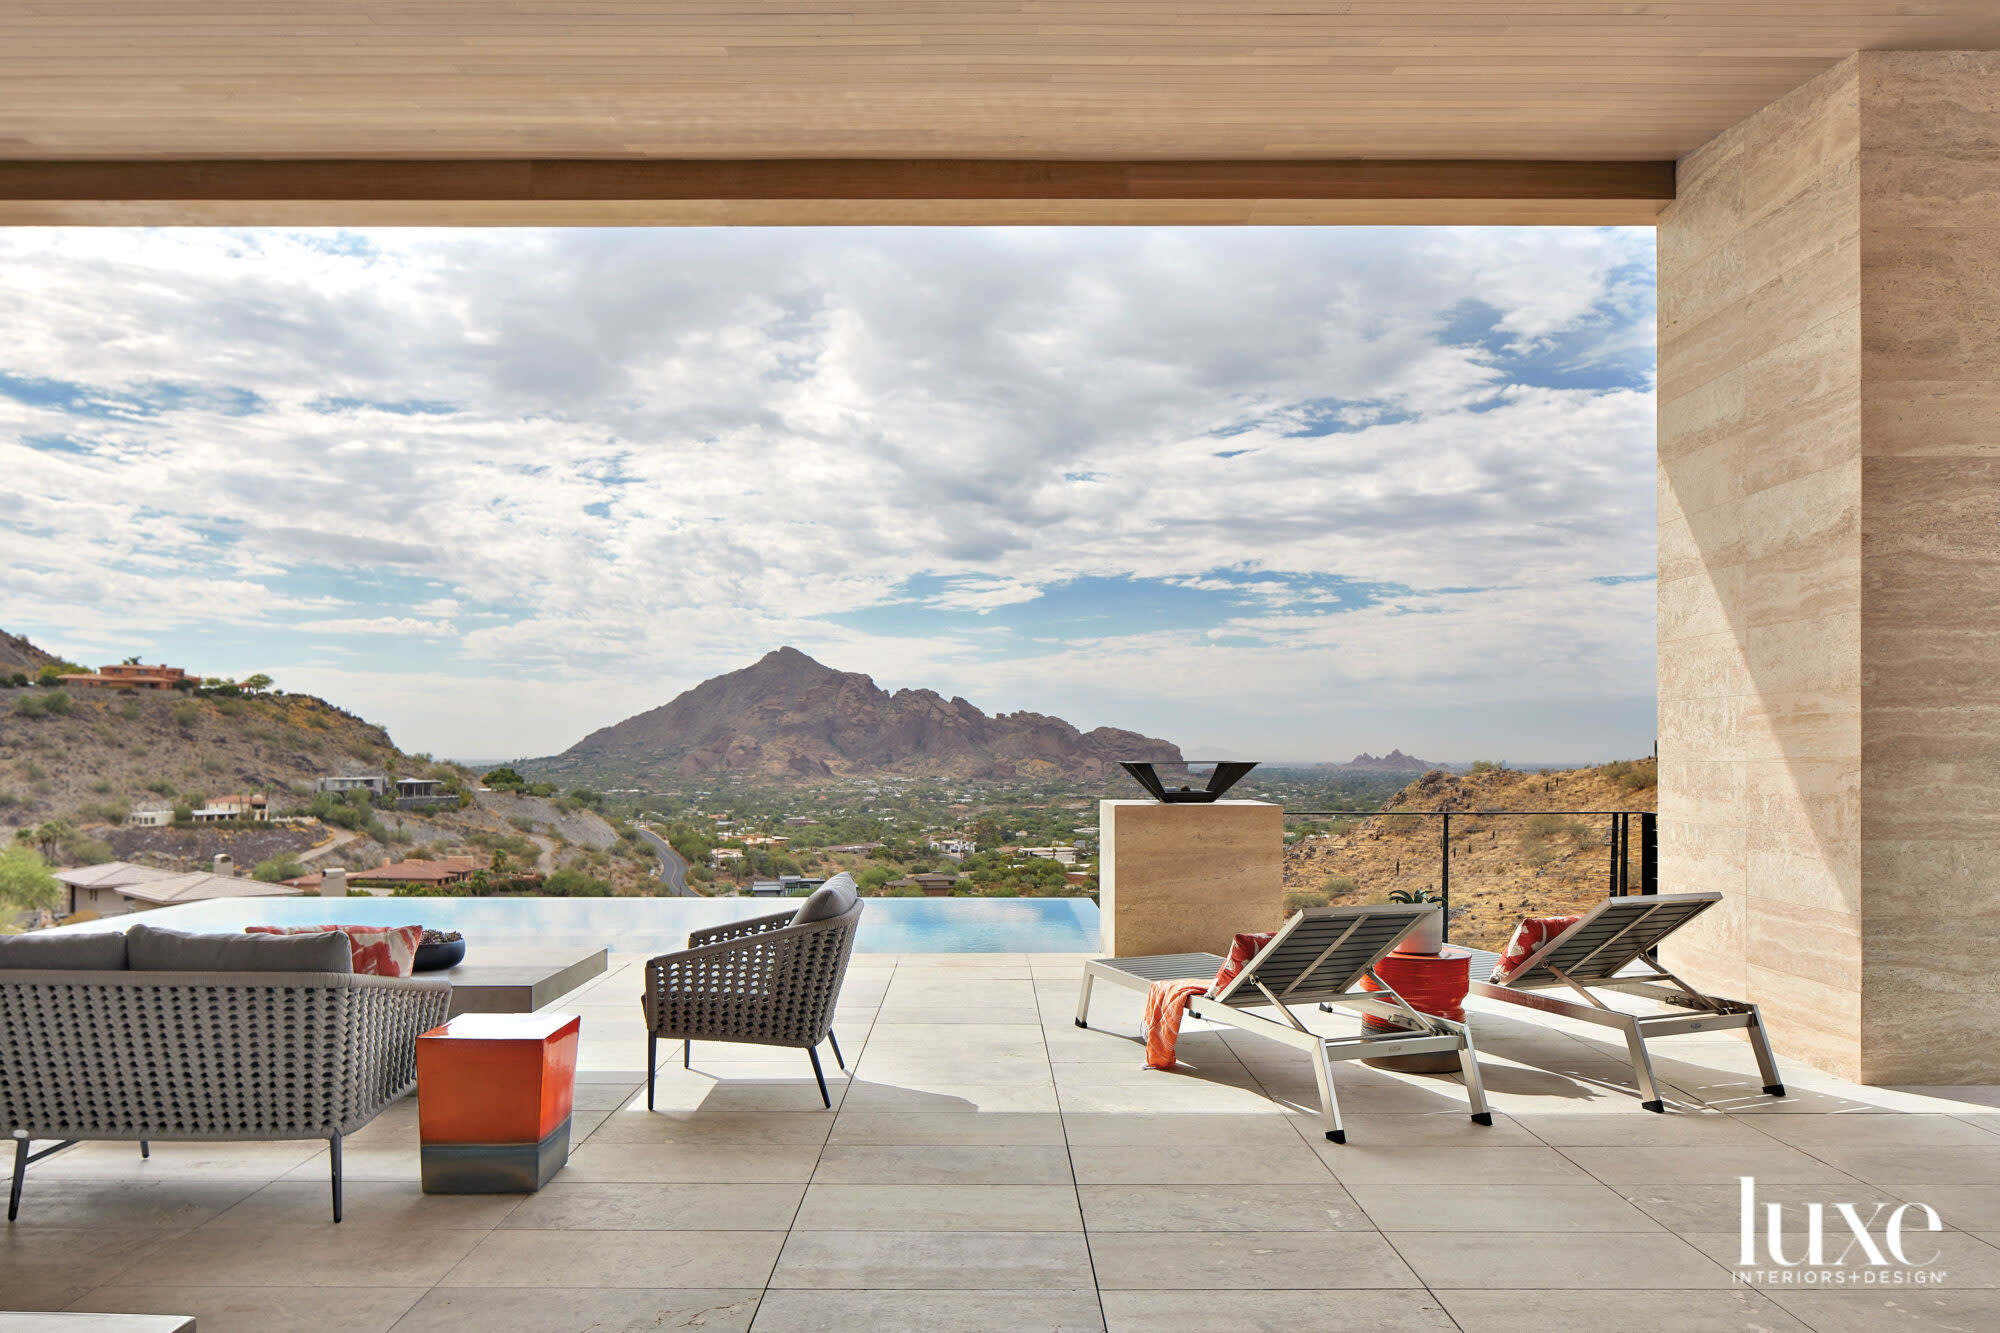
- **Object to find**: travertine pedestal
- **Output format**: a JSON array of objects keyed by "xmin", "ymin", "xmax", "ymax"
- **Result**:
[{"xmin": 1098, "ymin": 799, "xmax": 1284, "ymax": 958}]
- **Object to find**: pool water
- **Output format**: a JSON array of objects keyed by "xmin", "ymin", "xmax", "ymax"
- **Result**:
[{"xmin": 51, "ymin": 895, "xmax": 1101, "ymax": 954}]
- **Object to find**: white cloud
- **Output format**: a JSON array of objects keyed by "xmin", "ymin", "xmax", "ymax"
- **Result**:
[{"xmin": 0, "ymin": 225, "xmax": 1657, "ymax": 759}]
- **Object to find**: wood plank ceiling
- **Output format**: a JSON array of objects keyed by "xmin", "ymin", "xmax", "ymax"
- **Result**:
[{"xmin": 4, "ymin": 3, "xmax": 2000, "ymax": 224}]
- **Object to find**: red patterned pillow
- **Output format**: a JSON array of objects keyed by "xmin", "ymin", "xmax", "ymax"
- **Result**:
[
  {"xmin": 246, "ymin": 924, "xmax": 423, "ymax": 977},
  {"xmin": 1211, "ymin": 931, "xmax": 1277, "ymax": 993},
  {"xmin": 1491, "ymin": 915, "xmax": 1583, "ymax": 983}
]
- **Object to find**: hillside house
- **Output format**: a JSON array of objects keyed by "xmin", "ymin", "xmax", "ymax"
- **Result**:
[
  {"xmin": 894, "ymin": 872, "xmax": 960, "ymax": 897},
  {"xmin": 58, "ymin": 663, "xmax": 195, "ymax": 691},
  {"xmin": 1020, "ymin": 846, "xmax": 1079, "ymax": 866},
  {"xmin": 126, "ymin": 808, "xmax": 173, "ymax": 828},
  {"xmin": 710, "ymin": 848, "xmax": 744, "ymax": 867},
  {"xmin": 316, "ymin": 775, "xmax": 387, "ymax": 795},
  {"xmin": 52, "ymin": 861, "xmax": 300, "ymax": 917},
  {"xmin": 189, "ymin": 793, "xmax": 268, "ymax": 823}
]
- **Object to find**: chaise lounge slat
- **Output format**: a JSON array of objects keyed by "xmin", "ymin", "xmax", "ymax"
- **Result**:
[{"xmin": 1076, "ymin": 904, "xmax": 1491, "ymax": 1143}]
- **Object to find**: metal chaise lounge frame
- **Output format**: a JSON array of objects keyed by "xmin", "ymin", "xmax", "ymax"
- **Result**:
[
  {"xmin": 1466, "ymin": 890, "xmax": 1784, "ymax": 1112},
  {"xmin": 1074, "ymin": 903, "xmax": 1491, "ymax": 1143}
]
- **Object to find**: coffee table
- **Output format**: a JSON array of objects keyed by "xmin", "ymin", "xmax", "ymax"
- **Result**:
[{"xmin": 437, "ymin": 947, "xmax": 607, "ymax": 1017}]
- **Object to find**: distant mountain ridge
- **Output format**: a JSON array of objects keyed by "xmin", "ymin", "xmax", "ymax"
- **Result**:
[
  {"xmin": 532, "ymin": 646, "xmax": 1182, "ymax": 783},
  {"xmin": 1343, "ymin": 749, "xmax": 1436, "ymax": 772}
]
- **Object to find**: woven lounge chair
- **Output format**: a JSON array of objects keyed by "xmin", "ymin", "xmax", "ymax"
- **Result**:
[
  {"xmin": 642, "ymin": 874, "xmax": 863, "ymax": 1110},
  {"xmin": 1075, "ymin": 904, "xmax": 1491, "ymax": 1143},
  {"xmin": 1466, "ymin": 890, "xmax": 1784, "ymax": 1112}
]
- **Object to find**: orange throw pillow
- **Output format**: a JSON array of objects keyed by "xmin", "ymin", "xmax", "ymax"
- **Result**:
[
  {"xmin": 1212, "ymin": 931, "xmax": 1277, "ymax": 992},
  {"xmin": 246, "ymin": 924, "xmax": 423, "ymax": 977},
  {"xmin": 1491, "ymin": 915, "xmax": 1582, "ymax": 983}
]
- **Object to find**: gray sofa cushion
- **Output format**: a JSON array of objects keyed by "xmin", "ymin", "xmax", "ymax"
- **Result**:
[
  {"xmin": 0, "ymin": 930, "xmax": 129, "ymax": 970},
  {"xmin": 127, "ymin": 923, "xmax": 354, "ymax": 974},
  {"xmin": 790, "ymin": 872, "xmax": 859, "ymax": 925}
]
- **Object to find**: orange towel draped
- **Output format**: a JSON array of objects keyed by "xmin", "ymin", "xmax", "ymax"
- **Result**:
[{"xmin": 1140, "ymin": 930, "xmax": 1277, "ymax": 1071}]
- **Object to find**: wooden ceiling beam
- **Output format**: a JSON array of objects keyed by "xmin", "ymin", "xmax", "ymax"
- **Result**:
[{"xmin": 0, "ymin": 157, "xmax": 1675, "ymax": 227}]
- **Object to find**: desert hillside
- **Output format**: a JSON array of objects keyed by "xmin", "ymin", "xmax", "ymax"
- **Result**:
[{"xmin": 1284, "ymin": 759, "xmax": 1658, "ymax": 952}]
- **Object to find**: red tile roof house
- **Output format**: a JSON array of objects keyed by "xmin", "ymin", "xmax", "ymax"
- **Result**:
[
  {"xmin": 348, "ymin": 855, "xmax": 479, "ymax": 888},
  {"xmin": 57, "ymin": 663, "xmax": 196, "ymax": 690}
]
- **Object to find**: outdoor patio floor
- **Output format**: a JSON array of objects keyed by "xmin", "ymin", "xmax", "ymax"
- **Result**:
[{"xmin": 7, "ymin": 951, "xmax": 2000, "ymax": 1332}]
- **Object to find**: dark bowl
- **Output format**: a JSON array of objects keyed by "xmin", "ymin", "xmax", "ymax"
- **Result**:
[{"xmin": 413, "ymin": 938, "xmax": 466, "ymax": 973}]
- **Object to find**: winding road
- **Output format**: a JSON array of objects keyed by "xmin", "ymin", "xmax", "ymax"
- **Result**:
[{"xmin": 636, "ymin": 826, "xmax": 697, "ymax": 897}]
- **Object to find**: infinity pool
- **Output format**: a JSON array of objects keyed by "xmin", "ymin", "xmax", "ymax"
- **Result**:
[{"xmin": 51, "ymin": 895, "xmax": 1101, "ymax": 954}]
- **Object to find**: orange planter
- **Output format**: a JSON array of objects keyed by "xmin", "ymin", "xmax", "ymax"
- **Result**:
[
  {"xmin": 417, "ymin": 1012, "xmax": 580, "ymax": 1193},
  {"xmin": 1359, "ymin": 946, "xmax": 1472, "ymax": 1073}
]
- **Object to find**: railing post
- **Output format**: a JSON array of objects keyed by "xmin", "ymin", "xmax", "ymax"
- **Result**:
[
  {"xmin": 1640, "ymin": 812, "xmax": 1657, "ymax": 895},
  {"xmin": 1608, "ymin": 812, "xmax": 1622, "ymax": 897},
  {"xmin": 1438, "ymin": 811, "xmax": 1451, "ymax": 943}
]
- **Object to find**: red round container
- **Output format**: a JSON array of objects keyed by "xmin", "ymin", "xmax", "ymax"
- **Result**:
[{"xmin": 1359, "ymin": 945, "xmax": 1472, "ymax": 1072}]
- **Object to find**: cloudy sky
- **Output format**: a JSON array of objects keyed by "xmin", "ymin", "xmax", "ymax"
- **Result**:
[{"xmin": 0, "ymin": 226, "xmax": 1657, "ymax": 764}]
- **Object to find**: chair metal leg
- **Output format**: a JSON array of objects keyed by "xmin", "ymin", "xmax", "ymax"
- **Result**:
[
  {"xmin": 827, "ymin": 1030, "xmax": 845, "ymax": 1072},
  {"xmin": 807, "ymin": 1047, "xmax": 831, "ymax": 1109},
  {"xmin": 1310, "ymin": 1040, "xmax": 1346, "ymax": 1143},
  {"xmin": 329, "ymin": 1132, "xmax": 343, "ymax": 1223},
  {"xmin": 1074, "ymin": 972, "xmax": 1094, "ymax": 1029},
  {"xmin": 1622, "ymin": 1018, "xmax": 1666, "ymax": 1112},
  {"xmin": 139, "ymin": 1140, "xmax": 149, "ymax": 1160},
  {"xmin": 1457, "ymin": 1029, "xmax": 1493, "ymax": 1126},
  {"xmin": 647, "ymin": 1036, "xmax": 658, "ymax": 1110},
  {"xmin": 684, "ymin": 1038, "xmax": 691, "ymax": 1069},
  {"xmin": 8, "ymin": 1136, "xmax": 25, "ymax": 1222},
  {"xmin": 1745, "ymin": 1005, "xmax": 1785, "ymax": 1097}
]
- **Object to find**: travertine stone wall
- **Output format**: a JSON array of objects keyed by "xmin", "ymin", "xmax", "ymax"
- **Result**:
[
  {"xmin": 1659, "ymin": 52, "xmax": 2000, "ymax": 1083},
  {"xmin": 1098, "ymin": 800, "xmax": 1285, "ymax": 958}
]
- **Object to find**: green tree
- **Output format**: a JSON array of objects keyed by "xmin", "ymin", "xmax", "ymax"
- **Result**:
[
  {"xmin": 252, "ymin": 854, "xmax": 308, "ymax": 883},
  {"xmin": 242, "ymin": 673, "xmax": 274, "ymax": 693},
  {"xmin": 971, "ymin": 817, "xmax": 1004, "ymax": 851},
  {"xmin": 0, "ymin": 846, "xmax": 60, "ymax": 915},
  {"xmin": 35, "ymin": 664, "xmax": 65, "ymax": 687},
  {"xmin": 22, "ymin": 820, "xmax": 74, "ymax": 861},
  {"xmin": 483, "ymin": 766, "xmax": 526, "ymax": 790}
]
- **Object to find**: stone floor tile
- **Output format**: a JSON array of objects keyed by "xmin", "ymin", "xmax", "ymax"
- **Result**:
[
  {"xmin": 26, "ymin": 1141, "xmax": 325, "ymax": 1181},
  {"xmin": 1089, "ymin": 1230, "xmax": 1417, "ymax": 1289},
  {"xmin": 1808, "ymin": 1147, "xmax": 2000, "ymax": 1186},
  {"xmin": 839, "ymin": 1079, "xmax": 1061, "ymax": 1113},
  {"xmin": 498, "ymin": 1181, "xmax": 806, "ymax": 1230},
  {"xmin": 75, "ymin": 1284, "xmax": 428, "ymax": 1333},
  {"xmin": 768, "ymin": 1229, "xmax": 1095, "ymax": 1290},
  {"xmin": 569, "ymin": 1083, "xmax": 644, "ymax": 1109},
  {"xmin": 1743, "ymin": 1113, "xmax": 2000, "ymax": 1152},
  {"xmin": 1, "ymin": 1180, "xmax": 256, "ymax": 1230},
  {"xmin": 1513, "ymin": 1109, "xmax": 1782, "ymax": 1146},
  {"xmin": 442, "ymin": 1228, "xmax": 786, "ymax": 1289},
  {"xmin": 1068, "ymin": 1143, "xmax": 1333, "ymax": 1185},
  {"xmin": 1617, "ymin": 1180, "xmax": 1917, "ymax": 1234},
  {"xmin": 1100, "ymin": 1289, "xmax": 1457, "ymax": 1333},
  {"xmin": 1885, "ymin": 1184, "xmax": 2000, "ymax": 1232},
  {"xmin": 792, "ymin": 1183, "xmax": 1082, "ymax": 1231},
  {"xmin": 825, "ymin": 1112, "xmax": 1067, "ymax": 1145},
  {"xmin": 208, "ymin": 1181, "xmax": 522, "ymax": 1229},
  {"xmin": 1766, "ymin": 1288, "xmax": 2000, "ymax": 1332},
  {"xmin": 1435, "ymin": 1289, "xmax": 1811, "ymax": 1332},
  {"xmin": 587, "ymin": 1109, "xmax": 836, "ymax": 1144},
  {"xmin": 1349, "ymin": 1181, "xmax": 1665, "ymax": 1232},
  {"xmin": 1679, "ymin": 1230, "xmax": 2000, "ymax": 1288},
  {"xmin": 1077, "ymin": 1182, "xmax": 1369, "ymax": 1232},
  {"xmin": 560, "ymin": 1141, "xmax": 825, "ymax": 1182},
  {"xmin": 1389, "ymin": 1230, "xmax": 1734, "ymax": 1288},
  {"xmin": 854, "ymin": 1051, "xmax": 1055, "ymax": 1084},
  {"xmin": 112, "ymin": 1221, "xmax": 484, "ymax": 1288},
  {"xmin": 390, "ymin": 1285, "xmax": 759, "ymax": 1333},
  {"xmin": 1058, "ymin": 1111, "xmax": 1299, "ymax": 1146},
  {"xmin": 1296, "ymin": 1110, "xmax": 1542, "ymax": 1147},
  {"xmin": 1311, "ymin": 1144, "xmax": 1595, "ymax": 1185},
  {"xmin": 1558, "ymin": 1143, "xmax": 1864, "ymax": 1185},
  {"xmin": 750, "ymin": 1288, "xmax": 1104, "ymax": 1332},
  {"xmin": 810, "ymin": 1144, "xmax": 1074, "ymax": 1185}
]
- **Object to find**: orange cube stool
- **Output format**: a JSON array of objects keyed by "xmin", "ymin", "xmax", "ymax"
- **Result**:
[{"xmin": 416, "ymin": 1013, "xmax": 581, "ymax": 1193}]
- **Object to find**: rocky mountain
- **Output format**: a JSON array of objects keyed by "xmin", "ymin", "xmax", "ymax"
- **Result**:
[
  {"xmin": 0, "ymin": 630, "xmax": 64, "ymax": 677},
  {"xmin": 534, "ymin": 646, "xmax": 1182, "ymax": 783},
  {"xmin": 1342, "ymin": 749, "xmax": 1436, "ymax": 772}
]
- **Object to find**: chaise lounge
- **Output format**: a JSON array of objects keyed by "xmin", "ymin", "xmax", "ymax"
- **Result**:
[
  {"xmin": 1075, "ymin": 903, "xmax": 1491, "ymax": 1142},
  {"xmin": 1468, "ymin": 890, "xmax": 1784, "ymax": 1112}
]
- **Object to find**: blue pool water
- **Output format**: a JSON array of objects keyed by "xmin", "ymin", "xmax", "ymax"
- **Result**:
[{"xmin": 51, "ymin": 895, "xmax": 1101, "ymax": 954}]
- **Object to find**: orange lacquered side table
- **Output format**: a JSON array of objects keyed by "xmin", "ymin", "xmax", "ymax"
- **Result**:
[{"xmin": 416, "ymin": 1012, "xmax": 581, "ymax": 1193}]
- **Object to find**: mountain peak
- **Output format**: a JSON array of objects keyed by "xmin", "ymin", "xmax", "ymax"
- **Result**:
[{"xmin": 545, "ymin": 649, "xmax": 1180, "ymax": 782}]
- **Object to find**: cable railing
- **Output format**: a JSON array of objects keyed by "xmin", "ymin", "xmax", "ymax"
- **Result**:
[{"xmin": 1282, "ymin": 808, "xmax": 1657, "ymax": 949}]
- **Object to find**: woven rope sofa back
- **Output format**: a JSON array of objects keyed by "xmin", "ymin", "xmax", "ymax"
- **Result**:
[{"xmin": 0, "ymin": 970, "xmax": 449, "ymax": 1140}]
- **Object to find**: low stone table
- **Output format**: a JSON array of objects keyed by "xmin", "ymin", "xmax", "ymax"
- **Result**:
[{"xmin": 437, "ymin": 947, "xmax": 607, "ymax": 1017}]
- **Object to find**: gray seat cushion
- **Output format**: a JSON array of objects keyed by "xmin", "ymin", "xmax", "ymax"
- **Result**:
[
  {"xmin": 0, "ymin": 930, "xmax": 129, "ymax": 970},
  {"xmin": 127, "ymin": 923, "xmax": 354, "ymax": 974},
  {"xmin": 790, "ymin": 872, "xmax": 859, "ymax": 925}
]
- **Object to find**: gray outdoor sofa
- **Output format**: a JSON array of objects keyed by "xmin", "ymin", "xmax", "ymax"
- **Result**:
[
  {"xmin": 1, "ymin": 923, "xmax": 450, "ymax": 1223},
  {"xmin": 642, "ymin": 873, "xmax": 864, "ymax": 1109}
]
